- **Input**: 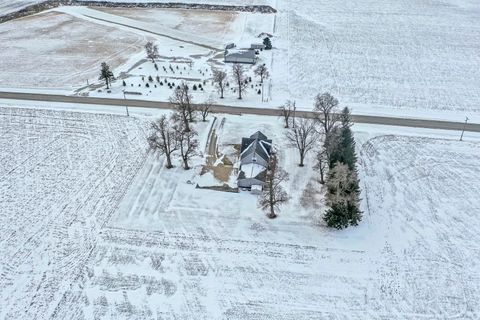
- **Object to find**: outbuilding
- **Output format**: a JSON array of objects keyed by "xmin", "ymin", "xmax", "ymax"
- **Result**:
[
  {"xmin": 224, "ymin": 50, "xmax": 257, "ymax": 65},
  {"xmin": 250, "ymin": 43, "xmax": 266, "ymax": 50}
]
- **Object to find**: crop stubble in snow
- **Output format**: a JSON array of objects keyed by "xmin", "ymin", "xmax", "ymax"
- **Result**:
[
  {"xmin": 274, "ymin": 0, "xmax": 480, "ymax": 113},
  {"xmin": 0, "ymin": 107, "xmax": 147, "ymax": 319}
]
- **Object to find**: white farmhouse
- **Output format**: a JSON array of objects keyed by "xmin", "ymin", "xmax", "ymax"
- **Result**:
[{"xmin": 237, "ymin": 131, "xmax": 272, "ymax": 190}]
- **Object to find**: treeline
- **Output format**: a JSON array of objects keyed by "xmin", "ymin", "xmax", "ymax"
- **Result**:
[
  {"xmin": 281, "ymin": 93, "xmax": 362, "ymax": 229},
  {"xmin": 0, "ymin": 1, "xmax": 276, "ymax": 24}
]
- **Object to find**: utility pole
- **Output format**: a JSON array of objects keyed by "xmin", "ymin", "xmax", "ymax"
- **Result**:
[
  {"xmin": 292, "ymin": 100, "xmax": 296, "ymax": 128},
  {"xmin": 460, "ymin": 116, "xmax": 469, "ymax": 141},
  {"xmin": 261, "ymin": 81, "xmax": 265, "ymax": 102},
  {"xmin": 123, "ymin": 90, "xmax": 129, "ymax": 117}
]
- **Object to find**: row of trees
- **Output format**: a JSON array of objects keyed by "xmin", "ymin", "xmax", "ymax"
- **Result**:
[
  {"xmin": 148, "ymin": 83, "xmax": 212, "ymax": 169},
  {"xmin": 146, "ymin": 40, "xmax": 270, "ymax": 101},
  {"xmin": 212, "ymin": 63, "xmax": 269, "ymax": 100},
  {"xmin": 280, "ymin": 93, "xmax": 362, "ymax": 229},
  {"xmin": 148, "ymin": 114, "xmax": 198, "ymax": 170}
]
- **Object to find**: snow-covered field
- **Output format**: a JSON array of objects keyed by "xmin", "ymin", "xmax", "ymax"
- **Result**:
[
  {"xmin": 1, "ymin": 102, "xmax": 480, "ymax": 318},
  {"xmin": 0, "ymin": 106, "xmax": 148, "ymax": 318},
  {"xmin": 273, "ymin": 0, "xmax": 480, "ymax": 118},
  {"xmin": 0, "ymin": 0, "xmax": 41, "ymax": 15},
  {"xmin": 0, "ymin": 10, "xmax": 151, "ymax": 90},
  {"xmin": 357, "ymin": 132, "xmax": 480, "ymax": 319},
  {"xmin": 77, "ymin": 0, "xmax": 275, "ymax": 5}
]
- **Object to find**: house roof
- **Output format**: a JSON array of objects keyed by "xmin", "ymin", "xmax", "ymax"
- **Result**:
[
  {"xmin": 225, "ymin": 49, "xmax": 256, "ymax": 60},
  {"xmin": 240, "ymin": 131, "xmax": 272, "ymax": 164},
  {"xmin": 238, "ymin": 163, "xmax": 267, "ymax": 180},
  {"xmin": 250, "ymin": 131, "xmax": 268, "ymax": 140}
]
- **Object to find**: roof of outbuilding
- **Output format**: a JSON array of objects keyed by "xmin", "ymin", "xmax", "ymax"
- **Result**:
[{"xmin": 225, "ymin": 49, "xmax": 256, "ymax": 60}]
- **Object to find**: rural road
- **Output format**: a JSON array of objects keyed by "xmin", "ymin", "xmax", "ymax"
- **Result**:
[{"xmin": 1, "ymin": 91, "xmax": 479, "ymax": 133}]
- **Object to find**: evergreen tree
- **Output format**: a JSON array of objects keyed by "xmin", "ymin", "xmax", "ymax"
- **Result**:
[
  {"xmin": 338, "ymin": 107, "xmax": 357, "ymax": 170},
  {"xmin": 263, "ymin": 37, "xmax": 272, "ymax": 50},
  {"xmin": 328, "ymin": 107, "xmax": 357, "ymax": 170},
  {"xmin": 99, "ymin": 62, "xmax": 114, "ymax": 89},
  {"xmin": 324, "ymin": 202, "xmax": 362, "ymax": 229},
  {"xmin": 323, "ymin": 162, "xmax": 362, "ymax": 229}
]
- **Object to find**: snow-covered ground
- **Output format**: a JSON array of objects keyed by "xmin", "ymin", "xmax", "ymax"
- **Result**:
[
  {"xmin": 1, "ymin": 100, "xmax": 480, "ymax": 318},
  {"xmin": 0, "ymin": 10, "xmax": 152, "ymax": 90},
  {"xmin": 273, "ymin": 0, "xmax": 480, "ymax": 119},
  {"xmin": 0, "ymin": 106, "xmax": 148, "ymax": 319},
  {"xmin": 1, "ymin": 1, "xmax": 480, "ymax": 122},
  {"xmin": 76, "ymin": 0, "xmax": 275, "ymax": 5},
  {"xmin": 0, "ymin": 0, "xmax": 41, "ymax": 15},
  {"xmin": 59, "ymin": 6, "xmax": 274, "ymax": 106}
]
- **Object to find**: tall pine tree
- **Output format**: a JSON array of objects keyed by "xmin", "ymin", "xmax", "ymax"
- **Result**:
[
  {"xmin": 99, "ymin": 62, "xmax": 114, "ymax": 89},
  {"xmin": 328, "ymin": 107, "xmax": 357, "ymax": 170}
]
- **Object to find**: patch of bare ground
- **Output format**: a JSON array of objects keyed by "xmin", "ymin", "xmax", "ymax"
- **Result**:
[{"xmin": 199, "ymin": 120, "xmax": 239, "ymax": 191}]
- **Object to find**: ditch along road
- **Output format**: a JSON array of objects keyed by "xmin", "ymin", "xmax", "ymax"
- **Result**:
[{"xmin": 0, "ymin": 91, "xmax": 479, "ymax": 133}]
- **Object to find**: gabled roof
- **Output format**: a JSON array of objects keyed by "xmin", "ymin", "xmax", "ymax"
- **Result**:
[
  {"xmin": 238, "ymin": 163, "xmax": 267, "ymax": 180},
  {"xmin": 240, "ymin": 131, "xmax": 272, "ymax": 164},
  {"xmin": 225, "ymin": 49, "xmax": 256, "ymax": 60},
  {"xmin": 250, "ymin": 131, "xmax": 268, "ymax": 140}
]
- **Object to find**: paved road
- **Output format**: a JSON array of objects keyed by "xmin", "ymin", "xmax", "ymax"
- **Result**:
[{"xmin": 1, "ymin": 91, "xmax": 479, "ymax": 133}]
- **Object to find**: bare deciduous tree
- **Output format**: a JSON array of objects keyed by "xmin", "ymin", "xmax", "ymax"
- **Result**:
[
  {"xmin": 212, "ymin": 70, "xmax": 227, "ymax": 99},
  {"xmin": 254, "ymin": 64, "xmax": 269, "ymax": 83},
  {"xmin": 169, "ymin": 82, "xmax": 193, "ymax": 132},
  {"xmin": 279, "ymin": 100, "xmax": 294, "ymax": 128},
  {"xmin": 314, "ymin": 92, "xmax": 340, "ymax": 135},
  {"xmin": 199, "ymin": 98, "xmax": 213, "ymax": 122},
  {"xmin": 148, "ymin": 115, "xmax": 178, "ymax": 169},
  {"xmin": 145, "ymin": 41, "xmax": 159, "ymax": 63},
  {"xmin": 285, "ymin": 118, "xmax": 319, "ymax": 167},
  {"xmin": 99, "ymin": 62, "xmax": 114, "ymax": 89},
  {"xmin": 258, "ymin": 153, "xmax": 290, "ymax": 219},
  {"xmin": 232, "ymin": 63, "xmax": 248, "ymax": 99},
  {"xmin": 314, "ymin": 149, "xmax": 328, "ymax": 184},
  {"xmin": 174, "ymin": 124, "xmax": 199, "ymax": 170}
]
